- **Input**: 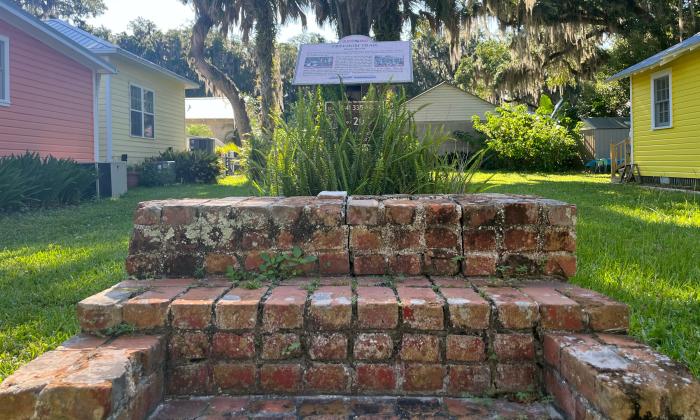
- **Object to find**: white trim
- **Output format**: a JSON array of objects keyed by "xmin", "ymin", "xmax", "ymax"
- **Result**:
[
  {"xmin": 129, "ymin": 83, "xmax": 156, "ymax": 139},
  {"xmin": 0, "ymin": 35, "xmax": 10, "ymax": 106},
  {"xmin": 650, "ymin": 69, "xmax": 673, "ymax": 130}
]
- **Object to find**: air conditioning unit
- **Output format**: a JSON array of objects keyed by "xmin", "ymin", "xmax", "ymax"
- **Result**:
[{"xmin": 94, "ymin": 162, "xmax": 127, "ymax": 198}]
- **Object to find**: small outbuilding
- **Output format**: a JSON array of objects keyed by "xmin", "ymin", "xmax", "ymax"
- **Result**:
[
  {"xmin": 581, "ymin": 117, "xmax": 630, "ymax": 159},
  {"xmin": 185, "ymin": 97, "xmax": 236, "ymax": 142},
  {"xmin": 405, "ymin": 82, "xmax": 496, "ymax": 155}
]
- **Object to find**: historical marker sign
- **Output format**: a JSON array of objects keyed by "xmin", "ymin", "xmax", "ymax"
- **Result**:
[{"xmin": 293, "ymin": 35, "xmax": 413, "ymax": 86}]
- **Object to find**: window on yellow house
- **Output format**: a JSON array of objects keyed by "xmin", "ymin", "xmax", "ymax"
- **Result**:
[{"xmin": 652, "ymin": 72, "xmax": 672, "ymax": 129}]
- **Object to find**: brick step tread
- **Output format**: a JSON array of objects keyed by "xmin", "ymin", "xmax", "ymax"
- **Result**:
[
  {"xmin": 0, "ymin": 334, "xmax": 165, "ymax": 420},
  {"xmin": 149, "ymin": 395, "xmax": 561, "ymax": 419},
  {"xmin": 544, "ymin": 333, "xmax": 700, "ymax": 419},
  {"xmin": 77, "ymin": 277, "xmax": 629, "ymax": 334}
]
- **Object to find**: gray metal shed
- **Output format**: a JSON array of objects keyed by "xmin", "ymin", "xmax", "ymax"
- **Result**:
[{"xmin": 581, "ymin": 117, "xmax": 630, "ymax": 159}]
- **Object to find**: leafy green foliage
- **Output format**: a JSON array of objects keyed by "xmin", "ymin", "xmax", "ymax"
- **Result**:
[
  {"xmin": 225, "ymin": 247, "xmax": 317, "ymax": 287},
  {"xmin": 139, "ymin": 150, "xmax": 223, "ymax": 186},
  {"xmin": 473, "ymin": 101, "xmax": 584, "ymax": 172},
  {"xmin": 0, "ymin": 153, "xmax": 96, "ymax": 213},
  {"xmin": 249, "ymin": 86, "xmax": 486, "ymax": 196},
  {"xmin": 187, "ymin": 124, "xmax": 214, "ymax": 137}
]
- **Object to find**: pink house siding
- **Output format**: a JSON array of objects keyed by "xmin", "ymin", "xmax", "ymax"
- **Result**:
[{"xmin": 0, "ymin": 17, "xmax": 94, "ymax": 162}]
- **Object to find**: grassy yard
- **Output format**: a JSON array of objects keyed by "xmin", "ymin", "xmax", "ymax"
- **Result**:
[{"xmin": 1, "ymin": 173, "xmax": 698, "ymax": 380}]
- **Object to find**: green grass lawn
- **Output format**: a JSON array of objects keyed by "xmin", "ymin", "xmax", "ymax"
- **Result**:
[{"xmin": 1, "ymin": 173, "xmax": 698, "ymax": 381}]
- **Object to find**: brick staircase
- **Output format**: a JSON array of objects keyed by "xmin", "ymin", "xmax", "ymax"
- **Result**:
[{"xmin": 1, "ymin": 193, "xmax": 698, "ymax": 419}]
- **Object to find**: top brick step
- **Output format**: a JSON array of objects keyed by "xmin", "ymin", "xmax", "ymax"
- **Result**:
[{"xmin": 126, "ymin": 193, "xmax": 576, "ymax": 279}]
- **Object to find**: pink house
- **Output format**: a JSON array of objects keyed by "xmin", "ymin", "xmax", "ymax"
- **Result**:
[{"xmin": 0, "ymin": 1, "xmax": 115, "ymax": 162}]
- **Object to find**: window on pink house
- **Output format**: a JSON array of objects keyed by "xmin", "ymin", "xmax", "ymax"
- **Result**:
[{"xmin": 0, "ymin": 35, "xmax": 9, "ymax": 105}]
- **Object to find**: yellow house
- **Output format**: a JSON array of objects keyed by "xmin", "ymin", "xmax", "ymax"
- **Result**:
[
  {"xmin": 609, "ymin": 33, "xmax": 700, "ymax": 184},
  {"xmin": 46, "ymin": 20, "xmax": 199, "ymax": 164}
]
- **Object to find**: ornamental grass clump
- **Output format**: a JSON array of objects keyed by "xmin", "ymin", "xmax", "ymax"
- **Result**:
[{"xmin": 249, "ymin": 86, "xmax": 485, "ymax": 196}]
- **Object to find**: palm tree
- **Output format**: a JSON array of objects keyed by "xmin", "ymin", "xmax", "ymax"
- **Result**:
[{"xmin": 187, "ymin": 0, "xmax": 307, "ymax": 137}]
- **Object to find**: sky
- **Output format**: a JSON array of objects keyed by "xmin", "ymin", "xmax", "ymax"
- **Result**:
[{"xmin": 88, "ymin": 0, "xmax": 338, "ymax": 42}]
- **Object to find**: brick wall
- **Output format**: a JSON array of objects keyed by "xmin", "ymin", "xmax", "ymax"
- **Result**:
[{"xmin": 126, "ymin": 193, "xmax": 576, "ymax": 279}]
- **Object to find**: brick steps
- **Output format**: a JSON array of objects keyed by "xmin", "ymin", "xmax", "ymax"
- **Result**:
[
  {"xmin": 70, "ymin": 277, "xmax": 629, "ymax": 398},
  {"xmin": 0, "ymin": 334, "xmax": 164, "ymax": 420},
  {"xmin": 149, "ymin": 395, "xmax": 560, "ymax": 419}
]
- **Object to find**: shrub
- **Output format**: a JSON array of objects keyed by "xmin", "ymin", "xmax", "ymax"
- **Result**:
[
  {"xmin": 138, "ymin": 160, "xmax": 176, "ymax": 187},
  {"xmin": 187, "ymin": 124, "xmax": 214, "ymax": 137},
  {"xmin": 156, "ymin": 150, "xmax": 223, "ymax": 184},
  {"xmin": 473, "ymin": 102, "xmax": 584, "ymax": 172},
  {"xmin": 248, "ymin": 86, "xmax": 485, "ymax": 196},
  {"xmin": 0, "ymin": 152, "xmax": 95, "ymax": 213}
]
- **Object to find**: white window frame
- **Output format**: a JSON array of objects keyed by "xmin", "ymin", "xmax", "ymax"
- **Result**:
[
  {"xmin": 0, "ymin": 35, "xmax": 10, "ymax": 107},
  {"xmin": 129, "ymin": 83, "xmax": 156, "ymax": 139},
  {"xmin": 651, "ymin": 70, "xmax": 672, "ymax": 130}
]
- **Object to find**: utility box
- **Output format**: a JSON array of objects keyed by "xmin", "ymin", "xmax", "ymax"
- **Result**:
[{"xmin": 86, "ymin": 162, "xmax": 127, "ymax": 198}]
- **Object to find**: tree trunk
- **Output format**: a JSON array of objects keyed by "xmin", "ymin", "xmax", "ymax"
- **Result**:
[
  {"xmin": 372, "ymin": 0, "xmax": 402, "ymax": 41},
  {"xmin": 254, "ymin": 3, "xmax": 280, "ymax": 133},
  {"xmin": 189, "ymin": 6, "xmax": 251, "ymax": 143},
  {"xmin": 333, "ymin": 0, "xmax": 372, "ymax": 37}
]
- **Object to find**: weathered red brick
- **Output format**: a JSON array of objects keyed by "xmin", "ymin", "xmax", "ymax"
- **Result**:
[
  {"xmin": 0, "ymin": 350, "xmax": 87, "ymax": 420},
  {"xmin": 424, "ymin": 252, "xmax": 461, "ymax": 276},
  {"xmin": 543, "ymin": 229, "xmax": 576, "ymax": 252},
  {"xmin": 311, "ymin": 228, "xmax": 347, "ymax": 251},
  {"xmin": 388, "ymin": 254, "xmax": 422, "ymax": 275},
  {"xmin": 133, "ymin": 201, "xmax": 163, "ymax": 225},
  {"xmin": 318, "ymin": 252, "xmax": 350, "ymax": 275},
  {"xmin": 204, "ymin": 254, "xmax": 238, "ymax": 274},
  {"xmin": 260, "ymin": 364, "xmax": 302, "ymax": 393},
  {"xmin": 212, "ymin": 332, "xmax": 255, "ymax": 359},
  {"xmin": 389, "ymin": 228, "xmax": 422, "ymax": 250},
  {"xmin": 356, "ymin": 287, "xmax": 398, "ymax": 329},
  {"xmin": 503, "ymin": 228, "xmax": 538, "ymax": 251},
  {"xmin": 354, "ymin": 333, "xmax": 393, "ymax": 360},
  {"xmin": 215, "ymin": 287, "xmax": 266, "ymax": 330},
  {"xmin": 558, "ymin": 286, "xmax": 629, "ymax": 332},
  {"xmin": 441, "ymin": 288, "xmax": 490, "ymax": 330},
  {"xmin": 127, "ymin": 371, "xmax": 164, "ymax": 420},
  {"xmin": 308, "ymin": 286, "xmax": 352, "ymax": 330},
  {"xmin": 262, "ymin": 286, "xmax": 307, "ymax": 331},
  {"xmin": 545, "ymin": 203, "xmax": 576, "ymax": 226},
  {"xmin": 355, "ymin": 364, "xmax": 396, "ymax": 392},
  {"xmin": 493, "ymin": 333, "xmax": 535, "ymax": 361},
  {"xmin": 544, "ymin": 254, "xmax": 577, "ymax": 278},
  {"xmin": 77, "ymin": 283, "xmax": 136, "ymax": 332},
  {"xmin": 463, "ymin": 229, "xmax": 497, "ymax": 251},
  {"xmin": 401, "ymin": 364, "xmax": 445, "ymax": 392},
  {"xmin": 169, "ymin": 331, "xmax": 210, "ymax": 361},
  {"xmin": 247, "ymin": 398, "xmax": 296, "ymax": 416},
  {"xmin": 353, "ymin": 254, "xmax": 387, "ymax": 275},
  {"xmin": 397, "ymin": 276, "xmax": 432, "ymax": 287},
  {"xmin": 170, "ymin": 287, "xmax": 228, "ymax": 329},
  {"xmin": 596, "ymin": 334, "xmax": 645, "ymax": 348},
  {"xmin": 350, "ymin": 227, "xmax": 382, "ymax": 250},
  {"xmin": 446, "ymin": 335, "xmax": 485, "ymax": 362},
  {"xmin": 424, "ymin": 201, "xmax": 460, "ymax": 225},
  {"xmin": 308, "ymin": 333, "xmax": 348, "ymax": 360},
  {"xmin": 521, "ymin": 286, "xmax": 583, "ymax": 331},
  {"xmin": 384, "ymin": 199, "xmax": 416, "ymax": 224},
  {"xmin": 397, "ymin": 287, "xmax": 444, "ymax": 330},
  {"xmin": 544, "ymin": 368, "xmax": 576, "ymax": 419},
  {"xmin": 481, "ymin": 287, "xmax": 538, "ymax": 329},
  {"xmin": 308, "ymin": 200, "xmax": 344, "ymax": 227},
  {"xmin": 494, "ymin": 363, "xmax": 537, "ymax": 393},
  {"xmin": 211, "ymin": 362, "xmax": 256, "ymax": 393},
  {"xmin": 503, "ymin": 201, "xmax": 538, "ymax": 225},
  {"xmin": 243, "ymin": 252, "xmax": 265, "ymax": 271},
  {"xmin": 462, "ymin": 254, "xmax": 498, "ymax": 276},
  {"xmin": 104, "ymin": 334, "xmax": 165, "ymax": 375},
  {"xmin": 559, "ymin": 342, "xmax": 628, "ymax": 403},
  {"xmin": 432, "ymin": 277, "xmax": 468, "ymax": 288},
  {"xmin": 460, "ymin": 203, "xmax": 499, "ymax": 228},
  {"xmin": 447, "ymin": 364, "xmax": 491, "ymax": 395},
  {"xmin": 347, "ymin": 199, "xmax": 380, "ymax": 225},
  {"xmin": 425, "ymin": 227, "xmax": 460, "ymax": 249},
  {"xmin": 542, "ymin": 334, "xmax": 598, "ymax": 369},
  {"xmin": 168, "ymin": 363, "xmax": 211, "ymax": 395},
  {"xmin": 400, "ymin": 334, "xmax": 440, "ymax": 362},
  {"xmin": 162, "ymin": 203, "xmax": 199, "ymax": 225},
  {"xmin": 239, "ymin": 230, "xmax": 272, "ymax": 251},
  {"xmin": 123, "ymin": 286, "xmax": 186, "ymax": 329},
  {"xmin": 262, "ymin": 333, "xmax": 302, "ymax": 360},
  {"xmin": 304, "ymin": 364, "xmax": 350, "ymax": 393}
]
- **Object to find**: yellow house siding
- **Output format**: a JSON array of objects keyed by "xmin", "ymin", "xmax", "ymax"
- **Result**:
[
  {"xmin": 631, "ymin": 49, "xmax": 700, "ymax": 179},
  {"xmin": 98, "ymin": 56, "xmax": 187, "ymax": 164}
]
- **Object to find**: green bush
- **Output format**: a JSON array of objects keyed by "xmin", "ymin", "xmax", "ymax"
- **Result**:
[
  {"xmin": 139, "ymin": 150, "xmax": 223, "ymax": 186},
  {"xmin": 473, "ymin": 102, "xmax": 584, "ymax": 172},
  {"xmin": 0, "ymin": 152, "xmax": 96, "ymax": 213},
  {"xmin": 248, "ymin": 87, "xmax": 485, "ymax": 196}
]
